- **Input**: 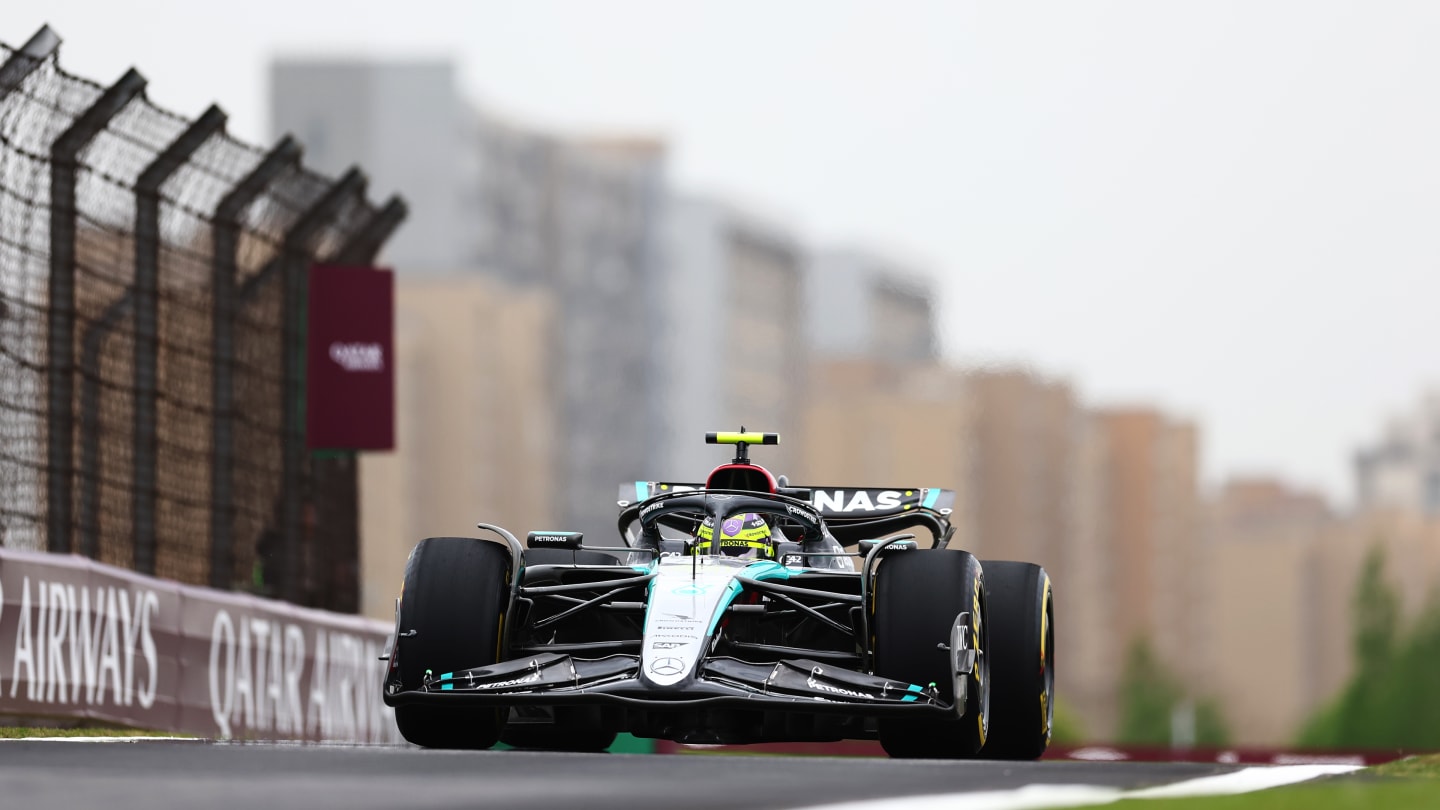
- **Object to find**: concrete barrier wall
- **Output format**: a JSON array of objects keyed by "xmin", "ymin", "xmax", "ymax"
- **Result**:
[{"xmin": 0, "ymin": 548, "xmax": 398, "ymax": 742}]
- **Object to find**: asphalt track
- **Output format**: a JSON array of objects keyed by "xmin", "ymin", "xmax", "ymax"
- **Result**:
[{"xmin": 0, "ymin": 740, "xmax": 1242, "ymax": 810}]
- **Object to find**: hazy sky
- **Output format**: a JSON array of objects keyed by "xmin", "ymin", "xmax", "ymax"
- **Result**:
[{"xmin": 16, "ymin": 1, "xmax": 1440, "ymax": 501}]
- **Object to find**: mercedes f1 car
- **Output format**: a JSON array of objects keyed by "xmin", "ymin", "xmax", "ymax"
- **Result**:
[{"xmin": 382, "ymin": 431, "xmax": 1055, "ymax": 759}]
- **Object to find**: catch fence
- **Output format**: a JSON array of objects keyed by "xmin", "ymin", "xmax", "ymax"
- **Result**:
[{"xmin": 0, "ymin": 26, "xmax": 405, "ymax": 612}]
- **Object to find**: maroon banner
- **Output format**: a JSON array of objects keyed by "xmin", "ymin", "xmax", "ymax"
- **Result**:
[
  {"xmin": 0, "ymin": 548, "xmax": 398, "ymax": 742},
  {"xmin": 306, "ymin": 265, "xmax": 395, "ymax": 450}
]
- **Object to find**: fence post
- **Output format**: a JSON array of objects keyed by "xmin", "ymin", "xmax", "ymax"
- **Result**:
[
  {"xmin": 77, "ymin": 293, "xmax": 130, "ymax": 558},
  {"xmin": 209, "ymin": 136, "xmax": 301, "ymax": 589},
  {"xmin": 329, "ymin": 196, "xmax": 408, "ymax": 265},
  {"xmin": 47, "ymin": 68, "xmax": 146, "ymax": 554},
  {"xmin": 129, "ymin": 104, "xmax": 227, "ymax": 575},
  {"xmin": 277, "ymin": 167, "xmax": 366, "ymax": 604},
  {"xmin": 0, "ymin": 25, "xmax": 61, "ymax": 98}
]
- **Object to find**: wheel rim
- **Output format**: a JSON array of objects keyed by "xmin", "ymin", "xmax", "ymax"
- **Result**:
[
  {"xmin": 977, "ymin": 585, "xmax": 991, "ymax": 744},
  {"xmin": 1041, "ymin": 581, "xmax": 1055, "ymax": 741}
]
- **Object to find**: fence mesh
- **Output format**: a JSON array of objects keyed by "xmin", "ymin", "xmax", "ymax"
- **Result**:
[{"xmin": 0, "ymin": 36, "xmax": 395, "ymax": 612}]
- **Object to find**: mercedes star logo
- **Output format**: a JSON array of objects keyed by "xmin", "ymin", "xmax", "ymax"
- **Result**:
[{"xmin": 648, "ymin": 657, "xmax": 685, "ymax": 677}]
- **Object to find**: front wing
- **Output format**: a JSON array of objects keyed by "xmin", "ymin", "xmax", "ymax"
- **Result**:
[{"xmin": 382, "ymin": 652, "xmax": 961, "ymax": 719}]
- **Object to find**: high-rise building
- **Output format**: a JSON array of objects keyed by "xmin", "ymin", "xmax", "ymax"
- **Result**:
[
  {"xmin": 806, "ymin": 249, "xmax": 937, "ymax": 364},
  {"xmin": 358, "ymin": 276, "xmax": 556, "ymax": 620},
  {"xmin": 1307, "ymin": 511, "xmax": 1440, "ymax": 711},
  {"xmin": 795, "ymin": 359, "xmax": 973, "ymax": 543},
  {"xmin": 1200, "ymin": 479, "xmax": 1331, "ymax": 745},
  {"xmin": 1198, "ymin": 476, "xmax": 1440, "ymax": 744},
  {"xmin": 1090, "ymin": 409, "xmax": 1203, "ymax": 697},
  {"xmin": 500, "ymin": 133, "xmax": 666, "ymax": 536},
  {"xmin": 1077, "ymin": 409, "xmax": 1209, "ymax": 737},
  {"xmin": 798, "ymin": 360, "xmax": 968, "ymax": 488},
  {"xmin": 958, "ymin": 370, "xmax": 1117, "ymax": 739},
  {"xmin": 962, "ymin": 371, "xmax": 1079, "ymax": 566},
  {"xmin": 268, "ymin": 60, "xmax": 472, "ymax": 272},
  {"xmin": 653, "ymin": 195, "xmax": 806, "ymax": 478},
  {"xmin": 1354, "ymin": 390, "xmax": 1440, "ymax": 515},
  {"xmin": 270, "ymin": 60, "xmax": 667, "ymax": 540},
  {"xmin": 1064, "ymin": 413, "xmax": 1120, "ymax": 739}
]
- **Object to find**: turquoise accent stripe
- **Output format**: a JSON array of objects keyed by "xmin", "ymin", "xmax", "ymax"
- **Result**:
[
  {"xmin": 441, "ymin": 672, "xmax": 454, "ymax": 680},
  {"xmin": 441, "ymin": 684, "xmax": 453, "ymax": 691},
  {"xmin": 704, "ymin": 561, "xmax": 794, "ymax": 636},
  {"xmin": 906, "ymin": 683, "xmax": 923, "ymax": 693},
  {"xmin": 705, "ymin": 579, "xmax": 746, "ymax": 636},
  {"xmin": 922, "ymin": 489, "xmax": 940, "ymax": 509},
  {"xmin": 736, "ymin": 560, "xmax": 792, "ymax": 583},
  {"xmin": 902, "ymin": 694, "xmax": 917, "ymax": 702},
  {"xmin": 635, "ymin": 481, "xmax": 648, "ymax": 502}
]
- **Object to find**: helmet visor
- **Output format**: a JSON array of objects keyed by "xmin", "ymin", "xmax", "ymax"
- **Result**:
[{"xmin": 695, "ymin": 513, "xmax": 773, "ymax": 560}]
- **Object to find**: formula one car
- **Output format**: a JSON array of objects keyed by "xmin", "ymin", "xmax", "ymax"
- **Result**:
[{"xmin": 382, "ymin": 431, "xmax": 1055, "ymax": 759}]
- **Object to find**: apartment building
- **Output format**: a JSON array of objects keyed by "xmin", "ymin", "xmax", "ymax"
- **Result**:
[{"xmin": 357, "ymin": 276, "xmax": 556, "ymax": 620}]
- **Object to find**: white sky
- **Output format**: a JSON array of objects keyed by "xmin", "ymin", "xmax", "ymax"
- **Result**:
[{"xmin": 16, "ymin": 1, "xmax": 1440, "ymax": 502}]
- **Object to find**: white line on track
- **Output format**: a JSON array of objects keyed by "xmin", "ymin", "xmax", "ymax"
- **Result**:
[
  {"xmin": 1126, "ymin": 764, "xmax": 1363, "ymax": 799},
  {"xmin": 794, "ymin": 764, "xmax": 1363, "ymax": 810}
]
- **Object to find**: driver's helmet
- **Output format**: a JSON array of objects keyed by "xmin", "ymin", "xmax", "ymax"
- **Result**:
[{"xmin": 695, "ymin": 513, "xmax": 774, "ymax": 559}]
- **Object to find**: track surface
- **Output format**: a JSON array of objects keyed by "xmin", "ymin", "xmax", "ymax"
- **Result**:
[{"xmin": 0, "ymin": 741, "xmax": 1239, "ymax": 810}]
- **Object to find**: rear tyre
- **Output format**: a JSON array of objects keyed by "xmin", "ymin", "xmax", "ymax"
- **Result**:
[
  {"xmin": 874, "ymin": 550, "xmax": 989, "ymax": 759},
  {"xmin": 979, "ymin": 561, "xmax": 1054, "ymax": 760},
  {"xmin": 394, "ymin": 537, "xmax": 511, "ymax": 749}
]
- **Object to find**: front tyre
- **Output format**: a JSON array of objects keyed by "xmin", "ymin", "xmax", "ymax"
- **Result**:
[
  {"xmin": 980, "ymin": 561, "xmax": 1054, "ymax": 760},
  {"xmin": 874, "ymin": 550, "xmax": 989, "ymax": 759},
  {"xmin": 393, "ymin": 537, "xmax": 511, "ymax": 749}
]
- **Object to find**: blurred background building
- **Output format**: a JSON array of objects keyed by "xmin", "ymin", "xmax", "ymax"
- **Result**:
[
  {"xmin": 654, "ymin": 195, "xmax": 806, "ymax": 478},
  {"xmin": 272, "ymin": 59, "xmax": 667, "ymax": 544},
  {"xmin": 807, "ymin": 249, "xmax": 937, "ymax": 364},
  {"xmin": 1200, "ymin": 478, "xmax": 1332, "ymax": 744},
  {"xmin": 356, "ymin": 276, "xmax": 556, "ymax": 619},
  {"xmin": 1354, "ymin": 390, "xmax": 1440, "ymax": 515},
  {"xmin": 1095, "ymin": 410, "xmax": 1203, "ymax": 689},
  {"xmin": 269, "ymin": 60, "xmax": 471, "ymax": 271}
]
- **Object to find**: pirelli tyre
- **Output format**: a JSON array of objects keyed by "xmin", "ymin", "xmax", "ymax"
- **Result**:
[
  {"xmin": 394, "ymin": 537, "xmax": 511, "ymax": 749},
  {"xmin": 979, "ymin": 561, "xmax": 1055, "ymax": 760},
  {"xmin": 873, "ymin": 549, "xmax": 990, "ymax": 759}
]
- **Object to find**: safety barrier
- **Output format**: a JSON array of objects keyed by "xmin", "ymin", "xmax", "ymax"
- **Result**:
[{"xmin": 0, "ymin": 546, "xmax": 398, "ymax": 742}]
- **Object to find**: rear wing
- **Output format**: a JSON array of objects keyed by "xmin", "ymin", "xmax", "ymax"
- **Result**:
[{"xmin": 619, "ymin": 482, "xmax": 955, "ymax": 519}]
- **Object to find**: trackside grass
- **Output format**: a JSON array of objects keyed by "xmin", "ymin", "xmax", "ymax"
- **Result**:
[
  {"xmin": 0, "ymin": 727, "xmax": 186, "ymax": 739},
  {"xmin": 1372, "ymin": 752, "xmax": 1440, "ymax": 778},
  {"xmin": 1089, "ymin": 754, "xmax": 1440, "ymax": 809},
  {"xmin": 1097, "ymin": 780, "xmax": 1440, "ymax": 809}
]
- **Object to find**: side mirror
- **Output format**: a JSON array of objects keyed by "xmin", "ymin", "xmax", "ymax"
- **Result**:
[{"xmin": 527, "ymin": 531, "xmax": 584, "ymax": 550}]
